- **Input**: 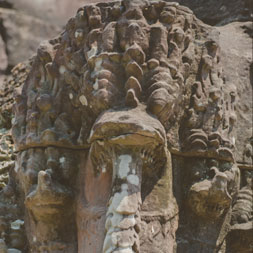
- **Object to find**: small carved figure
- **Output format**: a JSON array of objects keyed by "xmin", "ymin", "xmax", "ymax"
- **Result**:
[{"xmin": 231, "ymin": 170, "xmax": 252, "ymax": 225}]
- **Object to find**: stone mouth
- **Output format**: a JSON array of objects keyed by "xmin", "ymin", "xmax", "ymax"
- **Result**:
[
  {"xmin": 189, "ymin": 198, "xmax": 229, "ymax": 219},
  {"xmin": 88, "ymin": 107, "xmax": 167, "ymax": 173},
  {"xmin": 89, "ymin": 137, "xmax": 164, "ymax": 176},
  {"xmin": 25, "ymin": 194, "xmax": 71, "ymax": 221}
]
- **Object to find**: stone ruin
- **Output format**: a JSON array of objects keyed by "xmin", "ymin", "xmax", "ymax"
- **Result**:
[{"xmin": 0, "ymin": 0, "xmax": 252, "ymax": 252}]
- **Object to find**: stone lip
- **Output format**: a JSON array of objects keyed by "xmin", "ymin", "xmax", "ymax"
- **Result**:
[{"xmin": 89, "ymin": 106, "xmax": 166, "ymax": 146}]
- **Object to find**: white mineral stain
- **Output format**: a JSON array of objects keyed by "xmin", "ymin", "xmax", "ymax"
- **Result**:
[
  {"xmin": 110, "ymin": 212, "xmax": 124, "ymax": 228},
  {"xmin": 11, "ymin": 220, "xmax": 24, "ymax": 230},
  {"xmin": 121, "ymin": 184, "xmax": 128, "ymax": 191},
  {"xmin": 103, "ymin": 233, "xmax": 114, "ymax": 252},
  {"xmin": 127, "ymin": 174, "xmax": 139, "ymax": 186},
  {"xmin": 79, "ymin": 95, "xmax": 88, "ymax": 106},
  {"xmin": 111, "ymin": 190, "xmax": 128, "ymax": 212},
  {"xmin": 14, "ymin": 162, "xmax": 18, "ymax": 173},
  {"xmin": 75, "ymin": 29, "xmax": 83, "ymax": 39},
  {"xmin": 59, "ymin": 157, "xmax": 65, "ymax": 163},
  {"xmin": 118, "ymin": 155, "xmax": 132, "ymax": 179},
  {"xmin": 87, "ymin": 46, "xmax": 97, "ymax": 59},
  {"xmin": 103, "ymin": 154, "xmax": 139, "ymax": 253},
  {"xmin": 105, "ymin": 214, "xmax": 112, "ymax": 230},
  {"xmin": 59, "ymin": 65, "xmax": 66, "ymax": 74},
  {"xmin": 91, "ymin": 57, "xmax": 102, "ymax": 78},
  {"xmin": 106, "ymin": 224, "xmax": 116, "ymax": 236},
  {"xmin": 111, "ymin": 232, "xmax": 119, "ymax": 246},
  {"xmin": 95, "ymin": 58, "xmax": 102, "ymax": 70},
  {"xmin": 93, "ymin": 79, "xmax": 99, "ymax": 90}
]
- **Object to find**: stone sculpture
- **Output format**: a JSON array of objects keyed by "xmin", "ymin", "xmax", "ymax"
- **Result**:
[
  {"xmin": 226, "ymin": 170, "xmax": 252, "ymax": 253},
  {"xmin": 0, "ymin": 0, "xmax": 251, "ymax": 252}
]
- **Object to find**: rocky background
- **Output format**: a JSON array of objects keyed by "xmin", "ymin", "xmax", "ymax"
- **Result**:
[{"xmin": 0, "ymin": 0, "xmax": 252, "ymax": 252}]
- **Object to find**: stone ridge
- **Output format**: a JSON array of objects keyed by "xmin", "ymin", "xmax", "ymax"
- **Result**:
[{"xmin": 12, "ymin": 0, "xmax": 237, "ymax": 163}]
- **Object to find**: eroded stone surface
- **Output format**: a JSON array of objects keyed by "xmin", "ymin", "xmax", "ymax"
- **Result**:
[{"xmin": 0, "ymin": 0, "xmax": 251, "ymax": 252}]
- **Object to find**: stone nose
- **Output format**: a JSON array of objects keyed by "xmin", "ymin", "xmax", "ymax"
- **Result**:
[{"xmin": 38, "ymin": 170, "xmax": 52, "ymax": 191}]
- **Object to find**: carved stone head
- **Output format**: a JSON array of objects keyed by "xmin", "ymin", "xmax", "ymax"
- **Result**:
[
  {"xmin": 187, "ymin": 159, "xmax": 240, "ymax": 220},
  {"xmin": 7, "ymin": 0, "xmax": 241, "ymax": 252}
]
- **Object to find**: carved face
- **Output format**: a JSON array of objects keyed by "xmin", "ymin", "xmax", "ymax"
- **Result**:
[
  {"xmin": 16, "ymin": 148, "xmax": 77, "ymax": 222},
  {"xmin": 75, "ymin": 106, "xmax": 168, "ymax": 252},
  {"xmin": 187, "ymin": 159, "xmax": 240, "ymax": 219}
]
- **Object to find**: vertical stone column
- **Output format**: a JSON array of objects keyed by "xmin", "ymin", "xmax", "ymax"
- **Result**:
[{"xmin": 103, "ymin": 151, "xmax": 142, "ymax": 253}]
